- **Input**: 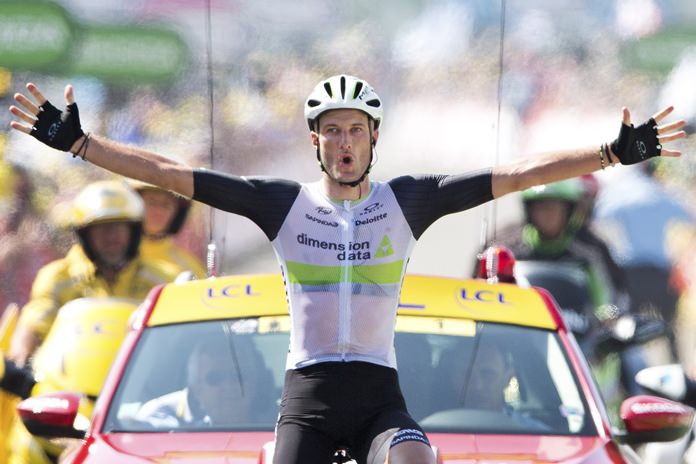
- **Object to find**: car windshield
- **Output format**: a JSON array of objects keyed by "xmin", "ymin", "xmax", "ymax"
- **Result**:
[{"xmin": 103, "ymin": 316, "xmax": 594, "ymax": 435}]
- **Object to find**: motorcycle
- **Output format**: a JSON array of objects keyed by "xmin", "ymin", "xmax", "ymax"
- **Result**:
[
  {"xmin": 6, "ymin": 297, "xmax": 139, "ymax": 464},
  {"xmin": 514, "ymin": 259, "xmax": 666, "ymax": 424}
]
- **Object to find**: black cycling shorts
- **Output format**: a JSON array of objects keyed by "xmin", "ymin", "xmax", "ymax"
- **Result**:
[{"xmin": 273, "ymin": 361, "xmax": 430, "ymax": 463}]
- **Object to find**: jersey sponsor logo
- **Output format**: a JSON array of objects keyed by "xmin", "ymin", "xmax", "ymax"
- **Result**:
[
  {"xmin": 305, "ymin": 213, "xmax": 339, "ymax": 228},
  {"xmin": 360, "ymin": 202, "xmax": 383, "ymax": 215},
  {"xmin": 315, "ymin": 206, "xmax": 333, "ymax": 215},
  {"xmin": 354, "ymin": 212, "xmax": 387, "ymax": 226},
  {"xmin": 338, "ymin": 246, "xmax": 369, "ymax": 260},
  {"xmin": 391, "ymin": 428, "xmax": 430, "ymax": 446},
  {"xmin": 375, "ymin": 235, "xmax": 394, "ymax": 258},
  {"xmin": 296, "ymin": 233, "xmax": 372, "ymax": 260},
  {"xmin": 355, "ymin": 202, "xmax": 387, "ymax": 226},
  {"xmin": 297, "ymin": 233, "xmax": 344, "ymax": 251}
]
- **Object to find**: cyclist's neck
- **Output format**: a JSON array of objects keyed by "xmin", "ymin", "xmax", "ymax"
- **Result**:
[{"xmin": 322, "ymin": 176, "xmax": 371, "ymax": 202}]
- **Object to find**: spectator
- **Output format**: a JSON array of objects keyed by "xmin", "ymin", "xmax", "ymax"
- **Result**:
[{"xmin": 0, "ymin": 164, "xmax": 60, "ymax": 316}]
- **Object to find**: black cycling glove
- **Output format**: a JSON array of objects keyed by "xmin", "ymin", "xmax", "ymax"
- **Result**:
[
  {"xmin": 610, "ymin": 118, "xmax": 661, "ymax": 165},
  {"xmin": 31, "ymin": 100, "xmax": 85, "ymax": 152}
]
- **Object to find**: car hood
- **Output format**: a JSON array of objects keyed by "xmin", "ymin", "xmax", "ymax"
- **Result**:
[
  {"xmin": 66, "ymin": 432, "xmax": 275, "ymax": 463},
  {"xmin": 430, "ymin": 433, "xmax": 617, "ymax": 463}
]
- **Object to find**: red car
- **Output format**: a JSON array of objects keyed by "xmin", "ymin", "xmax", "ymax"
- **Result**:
[{"xmin": 17, "ymin": 264, "xmax": 694, "ymax": 463}]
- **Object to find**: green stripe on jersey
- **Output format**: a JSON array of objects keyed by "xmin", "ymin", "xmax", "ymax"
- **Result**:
[{"xmin": 286, "ymin": 260, "xmax": 404, "ymax": 285}]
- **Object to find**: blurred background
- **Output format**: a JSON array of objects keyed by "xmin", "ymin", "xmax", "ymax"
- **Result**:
[{"xmin": 1, "ymin": 0, "xmax": 695, "ymax": 279}]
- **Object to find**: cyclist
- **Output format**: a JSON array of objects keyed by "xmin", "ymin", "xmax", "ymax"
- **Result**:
[
  {"xmin": 129, "ymin": 180, "xmax": 206, "ymax": 279},
  {"xmin": 7, "ymin": 180, "xmax": 178, "ymax": 368},
  {"xmin": 8, "ymin": 76, "xmax": 685, "ymax": 463}
]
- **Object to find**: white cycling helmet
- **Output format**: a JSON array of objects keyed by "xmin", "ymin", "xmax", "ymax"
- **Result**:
[{"xmin": 304, "ymin": 75, "xmax": 383, "ymax": 131}]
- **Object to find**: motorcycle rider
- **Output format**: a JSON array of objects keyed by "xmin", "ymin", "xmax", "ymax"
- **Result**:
[
  {"xmin": 7, "ymin": 180, "xmax": 178, "ymax": 368},
  {"xmin": 129, "ymin": 180, "xmax": 206, "ymax": 279},
  {"xmin": 502, "ymin": 177, "xmax": 630, "ymax": 309},
  {"xmin": 5, "ymin": 180, "xmax": 177, "ymax": 463},
  {"xmin": 491, "ymin": 178, "xmax": 647, "ymax": 402}
]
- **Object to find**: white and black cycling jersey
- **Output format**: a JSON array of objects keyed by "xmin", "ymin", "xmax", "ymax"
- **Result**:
[{"xmin": 193, "ymin": 168, "xmax": 493, "ymax": 370}]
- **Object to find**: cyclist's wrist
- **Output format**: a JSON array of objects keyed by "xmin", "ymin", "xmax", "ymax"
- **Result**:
[
  {"xmin": 70, "ymin": 134, "xmax": 87, "ymax": 155},
  {"xmin": 71, "ymin": 132, "xmax": 91, "ymax": 160}
]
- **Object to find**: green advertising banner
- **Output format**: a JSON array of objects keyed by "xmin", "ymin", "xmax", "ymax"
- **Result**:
[
  {"xmin": 0, "ymin": 1, "xmax": 74, "ymax": 70},
  {"xmin": 69, "ymin": 24, "xmax": 189, "ymax": 84},
  {"xmin": 0, "ymin": 1, "xmax": 189, "ymax": 84}
]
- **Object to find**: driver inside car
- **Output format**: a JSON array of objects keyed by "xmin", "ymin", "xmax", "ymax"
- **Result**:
[
  {"xmin": 136, "ymin": 339, "xmax": 250, "ymax": 428},
  {"xmin": 436, "ymin": 343, "xmax": 551, "ymax": 431}
]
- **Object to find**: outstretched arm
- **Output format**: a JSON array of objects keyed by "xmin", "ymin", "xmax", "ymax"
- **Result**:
[
  {"xmin": 491, "ymin": 106, "xmax": 686, "ymax": 198},
  {"xmin": 9, "ymin": 83, "xmax": 194, "ymax": 198}
]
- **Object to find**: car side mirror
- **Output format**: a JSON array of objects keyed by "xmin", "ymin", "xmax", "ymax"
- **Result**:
[
  {"xmin": 16, "ymin": 391, "xmax": 86, "ymax": 439},
  {"xmin": 615, "ymin": 395, "xmax": 694, "ymax": 445}
]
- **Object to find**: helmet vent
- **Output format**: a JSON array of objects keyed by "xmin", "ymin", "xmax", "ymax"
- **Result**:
[
  {"xmin": 307, "ymin": 99, "xmax": 321, "ymax": 108},
  {"xmin": 323, "ymin": 82, "xmax": 333, "ymax": 97},
  {"xmin": 340, "ymin": 75, "xmax": 346, "ymax": 99},
  {"xmin": 366, "ymin": 99, "xmax": 381, "ymax": 108},
  {"xmin": 353, "ymin": 81, "xmax": 364, "ymax": 99}
]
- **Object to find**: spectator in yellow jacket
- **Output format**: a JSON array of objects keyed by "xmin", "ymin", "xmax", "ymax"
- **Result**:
[
  {"xmin": 130, "ymin": 180, "xmax": 206, "ymax": 279},
  {"xmin": 7, "ymin": 180, "xmax": 179, "ymax": 367}
]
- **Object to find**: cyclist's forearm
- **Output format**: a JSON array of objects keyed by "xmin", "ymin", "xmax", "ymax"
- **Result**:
[
  {"xmin": 71, "ymin": 134, "xmax": 194, "ymax": 198},
  {"xmin": 491, "ymin": 147, "xmax": 606, "ymax": 198}
]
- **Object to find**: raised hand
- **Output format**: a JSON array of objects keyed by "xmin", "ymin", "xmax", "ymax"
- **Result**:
[
  {"xmin": 610, "ymin": 106, "xmax": 686, "ymax": 164},
  {"xmin": 9, "ymin": 83, "xmax": 84, "ymax": 152}
]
